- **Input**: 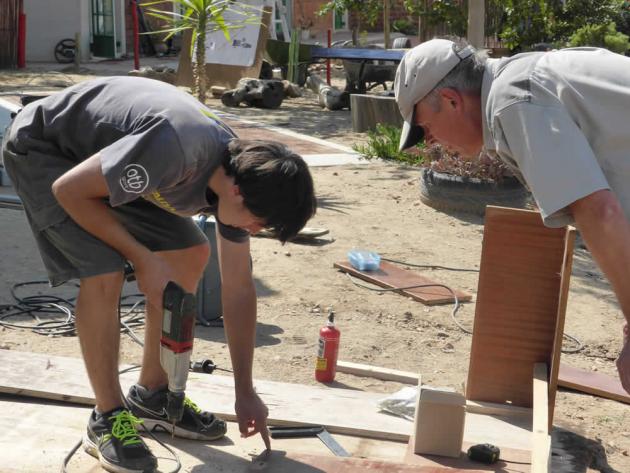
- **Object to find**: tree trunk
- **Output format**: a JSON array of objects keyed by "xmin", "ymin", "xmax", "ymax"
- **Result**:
[
  {"xmin": 384, "ymin": 1, "xmax": 391, "ymax": 49},
  {"xmin": 467, "ymin": 0, "xmax": 485, "ymax": 48},
  {"xmin": 195, "ymin": 16, "xmax": 207, "ymax": 103}
]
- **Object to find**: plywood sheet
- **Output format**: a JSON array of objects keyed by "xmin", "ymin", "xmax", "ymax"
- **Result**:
[
  {"xmin": 466, "ymin": 206, "xmax": 574, "ymax": 411},
  {"xmin": 334, "ymin": 261, "xmax": 472, "ymax": 305},
  {"xmin": 558, "ymin": 364, "xmax": 630, "ymax": 404}
]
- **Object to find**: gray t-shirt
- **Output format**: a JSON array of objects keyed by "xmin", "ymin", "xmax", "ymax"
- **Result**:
[
  {"xmin": 7, "ymin": 76, "xmax": 248, "ymax": 242},
  {"xmin": 481, "ymin": 48, "xmax": 630, "ymax": 227}
]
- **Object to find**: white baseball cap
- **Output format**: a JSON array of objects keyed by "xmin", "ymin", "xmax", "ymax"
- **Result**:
[{"xmin": 394, "ymin": 39, "xmax": 474, "ymax": 151}]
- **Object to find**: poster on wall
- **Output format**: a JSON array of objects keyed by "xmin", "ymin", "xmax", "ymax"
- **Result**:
[{"xmin": 200, "ymin": 0, "xmax": 264, "ymax": 67}]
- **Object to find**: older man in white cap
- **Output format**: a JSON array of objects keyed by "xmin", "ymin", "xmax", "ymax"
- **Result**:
[{"xmin": 394, "ymin": 38, "xmax": 630, "ymax": 393}]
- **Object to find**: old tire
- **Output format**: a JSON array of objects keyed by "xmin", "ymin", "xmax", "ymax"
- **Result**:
[{"xmin": 418, "ymin": 168, "xmax": 532, "ymax": 216}]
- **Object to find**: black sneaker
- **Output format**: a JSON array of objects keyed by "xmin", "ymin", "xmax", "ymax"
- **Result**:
[
  {"xmin": 83, "ymin": 407, "xmax": 157, "ymax": 473},
  {"xmin": 126, "ymin": 384, "xmax": 228, "ymax": 440}
]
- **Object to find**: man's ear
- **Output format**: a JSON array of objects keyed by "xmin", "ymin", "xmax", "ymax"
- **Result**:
[
  {"xmin": 439, "ymin": 88, "xmax": 462, "ymax": 110},
  {"xmin": 231, "ymin": 184, "xmax": 245, "ymax": 202}
]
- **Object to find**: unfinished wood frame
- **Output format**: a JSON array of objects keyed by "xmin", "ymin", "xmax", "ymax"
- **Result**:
[{"xmin": 465, "ymin": 206, "xmax": 575, "ymax": 429}]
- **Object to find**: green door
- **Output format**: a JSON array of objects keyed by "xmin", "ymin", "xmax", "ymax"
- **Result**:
[{"xmin": 92, "ymin": 0, "xmax": 116, "ymax": 58}]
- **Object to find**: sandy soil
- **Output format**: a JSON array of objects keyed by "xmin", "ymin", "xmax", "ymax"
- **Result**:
[{"xmin": 1, "ymin": 63, "xmax": 629, "ymax": 472}]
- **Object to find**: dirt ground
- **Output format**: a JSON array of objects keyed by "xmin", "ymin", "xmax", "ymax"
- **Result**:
[{"xmin": 1, "ymin": 61, "xmax": 629, "ymax": 472}]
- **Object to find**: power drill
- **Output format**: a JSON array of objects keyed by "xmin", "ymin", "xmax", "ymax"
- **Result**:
[{"xmin": 160, "ymin": 281, "xmax": 197, "ymax": 428}]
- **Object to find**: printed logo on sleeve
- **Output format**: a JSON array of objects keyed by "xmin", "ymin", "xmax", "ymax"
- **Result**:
[{"xmin": 120, "ymin": 164, "xmax": 149, "ymax": 194}]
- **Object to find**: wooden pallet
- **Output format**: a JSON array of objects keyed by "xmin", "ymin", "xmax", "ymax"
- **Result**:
[{"xmin": 334, "ymin": 260, "xmax": 472, "ymax": 306}]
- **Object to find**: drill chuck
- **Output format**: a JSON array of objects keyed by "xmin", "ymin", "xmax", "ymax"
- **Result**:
[{"xmin": 166, "ymin": 390, "xmax": 186, "ymax": 423}]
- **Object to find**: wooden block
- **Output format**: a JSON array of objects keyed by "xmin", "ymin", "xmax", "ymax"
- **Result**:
[
  {"xmin": 414, "ymin": 387, "xmax": 466, "ymax": 458},
  {"xmin": 350, "ymin": 94, "xmax": 403, "ymax": 132},
  {"xmin": 532, "ymin": 363, "xmax": 550, "ymax": 473},
  {"xmin": 336, "ymin": 361, "xmax": 420, "ymax": 384},
  {"xmin": 558, "ymin": 363, "xmax": 630, "ymax": 404},
  {"xmin": 334, "ymin": 260, "xmax": 472, "ymax": 305},
  {"xmin": 466, "ymin": 206, "xmax": 574, "ymax": 414}
]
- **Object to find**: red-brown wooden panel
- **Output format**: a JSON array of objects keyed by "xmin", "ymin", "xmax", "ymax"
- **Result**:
[
  {"xmin": 334, "ymin": 260, "xmax": 472, "ymax": 306},
  {"xmin": 466, "ymin": 206, "xmax": 574, "ymax": 410}
]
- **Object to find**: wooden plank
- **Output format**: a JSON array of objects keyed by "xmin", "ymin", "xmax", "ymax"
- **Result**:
[
  {"xmin": 336, "ymin": 361, "xmax": 420, "ymax": 384},
  {"xmin": 0, "ymin": 350, "xmax": 534, "ymax": 451},
  {"xmin": 548, "ymin": 227, "xmax": 576, "ymax": 429},
  {"xmin": 466, "ymin": 206, "xmax": 573, "ymax": 413},
  {"xmin": 252, "ymin": 451, "xmax": 484, "ymax": 473},
  {"xmin": 465, "ymin": 400, "xmax": 532, "ymax": 417},
  {"xmin": 404, "ymin": 438, "xmax": 531, "ymax": 473},
  {"xmin": 0, "ymin": 349, "xmax": 411, "ymax": 442},
  {"xmin": 532, "ymin": 363, "xmax": 550, "ymax": 473},
  {"xmin": 558, "ymin": 363, "xmax": 630, "ymax": 404},
  {"xmin": 334, "ymin": 260, "xmax": 472, "ymax": 306}
]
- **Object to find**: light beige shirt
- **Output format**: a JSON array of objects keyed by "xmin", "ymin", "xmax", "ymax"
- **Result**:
[{"xmin": 481, "ymin": 48, "xmax": 630, "ymax": 227}]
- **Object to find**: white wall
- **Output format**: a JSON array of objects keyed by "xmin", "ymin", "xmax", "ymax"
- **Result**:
[{"xmin": 24, "ymin": 0, "xmax": 91, "ymax": 62}]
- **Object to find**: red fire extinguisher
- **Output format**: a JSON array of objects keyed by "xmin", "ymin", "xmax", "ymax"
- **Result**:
[{"xmin": 315, "ymin": 309, "xmax": 340, "ymax": 383}]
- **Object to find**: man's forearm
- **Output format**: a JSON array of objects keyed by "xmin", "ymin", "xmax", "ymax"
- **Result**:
[
  {"xmin": 222, "ymin": 285, "xmax": 257, "ymax": 394},
  {"xmin": 570, "ymin": 190, "xmax": 630, "ymax": 320}
]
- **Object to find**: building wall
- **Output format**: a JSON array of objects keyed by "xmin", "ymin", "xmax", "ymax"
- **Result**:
[{"xmin": 24, "ymin": 0, "xmax": 90, "ymax": 62}]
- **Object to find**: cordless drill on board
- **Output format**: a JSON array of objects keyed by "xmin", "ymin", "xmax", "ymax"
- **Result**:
[{"xmin": 160, "ymin": 281, "xmax": 197, "ymax": 428}]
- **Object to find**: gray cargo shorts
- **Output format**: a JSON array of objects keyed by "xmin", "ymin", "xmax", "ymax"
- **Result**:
[{"xmin": 2, "ymin": 135, "xmax": 207, "ymax": 287}]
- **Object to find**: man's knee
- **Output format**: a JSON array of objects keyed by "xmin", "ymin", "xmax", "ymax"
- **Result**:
[
  {"xmin": 78, "ymin": 271, "xmax": 125, "ymax": 306},
  {"xmin": 158, "ymin": 243, "xmax": 210, "ymax": 290}
]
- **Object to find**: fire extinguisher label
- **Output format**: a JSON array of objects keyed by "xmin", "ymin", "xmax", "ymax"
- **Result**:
[
  {"xmin": 316, "ymin": 357, "xmax": 327, "ymax": 370},
  {"xmin": 317, "ymin": 337, "xmax": 325, "ymax": 357}
]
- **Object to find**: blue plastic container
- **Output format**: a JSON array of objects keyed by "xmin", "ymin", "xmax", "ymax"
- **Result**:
[{"xmin": 347, "ymin": 249, "xmax": 381, "ymax": 271}]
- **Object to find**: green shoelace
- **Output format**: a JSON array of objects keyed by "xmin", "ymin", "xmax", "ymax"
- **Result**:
[
  {"xmin": 108, "ymin": 410, "xmax": 144, "ymax": 446},
  {"xmin": 183, "ymin": 397, "xmax": 202, "ymax": 414}
]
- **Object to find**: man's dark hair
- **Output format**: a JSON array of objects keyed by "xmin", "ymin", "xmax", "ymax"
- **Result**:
[{"xmin": 224, "ymin": 139, "xmax": 316, "ymax": 243}]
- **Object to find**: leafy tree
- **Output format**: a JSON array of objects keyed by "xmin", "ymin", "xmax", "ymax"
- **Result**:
[
  {"xmin": 491, "ymin": 0, "xmax": 555, "ymax": 51},
  {"xmin": 143, "ymin": 0, "xmax": 257, "ymax": 103},
  {"xmin": 568, "ymin": 22, "xmax": 629, "ymax": 54},
  {"xmin": 403, "ymin": 0, "xmax": 467, "ymax": 39},
  {"xmin": 317, "ymin": 0, "xmax": 384, "ymax": 45}
]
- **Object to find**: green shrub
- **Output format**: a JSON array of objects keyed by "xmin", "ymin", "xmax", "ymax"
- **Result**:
[
  {"xmin": 568, "ymin": 22, "xmax": 630, "ymax": 54},
  {"xmin": 392, "ymin": 18, "xmax": 418, "ymax": 36},
  {"xmin": 352, "ymin": 124, "xmax": 425, "ymax": 166}
]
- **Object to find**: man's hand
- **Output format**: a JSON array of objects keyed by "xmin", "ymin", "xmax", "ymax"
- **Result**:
[
  {"xmin": 235, "ymin": 390, "xmax": 271, "ymax": 450},
  {"xmin": 617, "ymin": 324, "xmax": 630, "ymax": 394}
]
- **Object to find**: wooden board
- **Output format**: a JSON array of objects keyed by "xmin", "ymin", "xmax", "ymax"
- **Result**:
[
  {"xmin": 336, "ymin": 361, "xmax": 420, "ymax": 384},
  {"xmin": 0, "ymin": 349, "xmax": 410, "ymax": 442},
  {"xmin": 252, "ymin": 451, "xmax": 485, "ymax": 472},
  {"xmin": 532, "ymin": 363, "xmax": 550, "ymax": 473},
  {"xmin": 334, "ymin": 261, "xmax": 472, "ymax": 306},
  {"xmin": 0, "ymin": 350, "xmax": 533, "ymax": 451},
  {"xmin": 548, "ymin": 228, "xmax": 576, "ymax": 429},
  {"xmin": 558, "ymin": 363, "xmax": 630, "ymax": 404},
  {"xmin": 404, "ymin": 438, "xmax": 531, "ymax": 473},
  {"xmin": 466, "ymin": 206, "xmax": 574, "ymax": 414}
]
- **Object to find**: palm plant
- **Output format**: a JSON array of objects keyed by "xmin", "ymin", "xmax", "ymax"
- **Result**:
[{"xmin": 142, "ymin": 0, "xmax": 259, "ymax": 103}]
